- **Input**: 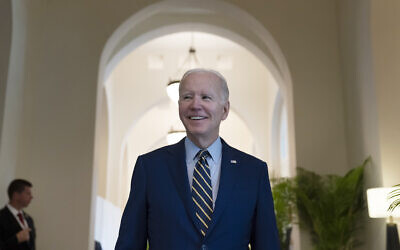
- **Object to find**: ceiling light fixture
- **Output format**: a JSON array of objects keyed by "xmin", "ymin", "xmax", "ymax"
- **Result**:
[{"xmin": 166, "ymin": 34, "xmax": 201, "ymax": 103}]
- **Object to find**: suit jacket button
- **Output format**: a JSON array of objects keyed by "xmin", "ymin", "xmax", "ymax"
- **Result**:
[{"xmin": 201, "ymin": 244, "xmax": 208, "ymax": 250}]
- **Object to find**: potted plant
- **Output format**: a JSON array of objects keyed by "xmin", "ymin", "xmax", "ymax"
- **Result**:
[
  {"xmin": 294, "ymin": 158, "xmax": 369, "ymax": 250},
  {"xmin": 271, "ymin": 178, "xmax": 297, "ymax": 250}
]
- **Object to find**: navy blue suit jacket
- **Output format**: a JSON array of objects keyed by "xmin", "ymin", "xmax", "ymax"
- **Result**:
[{"xmin": 115, "ymin": 138, "xmax": 280, "ymax": 250}]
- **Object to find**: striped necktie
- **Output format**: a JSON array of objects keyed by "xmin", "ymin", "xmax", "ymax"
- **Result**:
[{"xmin": 192, "ymin": 150, "xmax": 213, "ymax": 237}]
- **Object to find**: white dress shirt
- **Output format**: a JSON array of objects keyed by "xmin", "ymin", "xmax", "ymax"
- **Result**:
[{"xmin": 6, "ymin": 203, "xmax": 28, "ymax": 229}]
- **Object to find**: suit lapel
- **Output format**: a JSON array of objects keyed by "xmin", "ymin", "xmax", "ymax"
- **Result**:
[
  {"xmin": 205, "ymin": 140, "xmax": 239, "ymax": 238},
  {"xmin": 166, "ymin": 139, "xmax": 202, "ymax": 231},
  {"xmin": 167, "ymin": 138, "xmax": 241, "ymax": 236},
  {"xmin": 4, "ymin": 206, "xmax": 23, "ymax": 230}
]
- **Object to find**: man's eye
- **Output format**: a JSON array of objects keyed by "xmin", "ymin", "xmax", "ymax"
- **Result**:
[
  {"xmin": 182, "ymin": 95, "xmax": 192, "ymax": 100},
  {"xmin": 202, "ymin": 96, "xmax": 211, "ymax": 100}
]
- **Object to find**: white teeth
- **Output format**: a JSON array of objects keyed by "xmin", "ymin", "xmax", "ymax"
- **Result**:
[{"xmin": 190, "ymin": 116, "xmax": 205, "ymax": 120}]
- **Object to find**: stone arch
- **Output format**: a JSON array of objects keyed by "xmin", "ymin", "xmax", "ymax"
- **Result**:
[
  {"xmin": 93, "ymin": 1, "xmax": 298, "ymax": 247},
  {"xmin": 95, "ymin": 0, "xmax": 297, "ymax": 183}
]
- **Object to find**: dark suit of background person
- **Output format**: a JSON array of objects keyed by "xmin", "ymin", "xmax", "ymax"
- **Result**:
[
  {"xmin": 0, "ymin": 208, "xmax": 35, "ymax": 250},
  {"xmin": 0, "ymin": 179, "xmax": 35, "ymax": 250},
  {"xmin": 115, "ymin": 69, "xmax": 280, "ymax": 250}
]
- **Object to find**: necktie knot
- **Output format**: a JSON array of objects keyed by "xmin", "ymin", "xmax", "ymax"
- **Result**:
[{"xmin": 196, "ymin": 150, "xmax": 210, "ymax": 160}]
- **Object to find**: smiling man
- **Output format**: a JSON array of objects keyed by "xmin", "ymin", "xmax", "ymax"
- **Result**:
[
  {"xmin": 115, "ymin": 69, "xmax": 280, "ymax": 250},
  {"xmin": 178, "ymin": 70, "xmax": 229, "ymax": 149}
]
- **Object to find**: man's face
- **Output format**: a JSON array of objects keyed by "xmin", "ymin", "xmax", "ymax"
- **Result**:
[
  {"xmin": 14, "ymin": 187, "xmax": 33, "ymax": 208},
  {"xmin": 178, "ymin": 72, "xmax": 229, "ymax": 145}
]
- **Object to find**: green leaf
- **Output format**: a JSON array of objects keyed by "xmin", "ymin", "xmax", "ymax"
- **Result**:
[{"xmin": 388, "ymin": 185, "xmax": 400, "ymax": 212}]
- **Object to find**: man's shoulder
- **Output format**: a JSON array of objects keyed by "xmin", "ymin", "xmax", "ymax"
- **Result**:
[
  {"xmin": 224, "ymin": 141, "xmax": 266, "ymax": 166},
  {"xmin": 223, "ymin": 144, "xmax": 269, "ymax": 180},
  {"xmin": 139, "ymin": 140, "xmax": 182, "ymax": 160},
  {"xmin": 0, "ymin": 206, "xmax": 10, "ymax": 216},
  {"xmin": 0, "ymin": 206, "xmax": 13, "ymax": 224}
]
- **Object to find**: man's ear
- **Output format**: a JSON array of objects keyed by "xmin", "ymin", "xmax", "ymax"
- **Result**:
[
  {"xmin": 222, "ymin": 101, "xmax": 230, "ymax": 120},
  {"xmin": 11, "ymin": 192, "xmax": 19, "ymax": 201}
]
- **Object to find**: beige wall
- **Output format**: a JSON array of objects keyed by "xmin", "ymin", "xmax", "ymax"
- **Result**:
[
  {"xmin": 0, "ymin": 0, "xmax": 27, "ymax": 204},
  {"xmin": 229, "ymin": 0, "xmax": 349, "ymax": 176},
  {"xmin": 337, "ymin": 0, "xmax": 385, "ymax": 249},
  {"xmin": 0, "ymin": 0, "xmax": 11, "ymax": 147},
  {"xmin": 2, "ymin": 1, "xmax": 149, "ymax": 249},
  {"xmin": 371, "ymin": 0, "xmax": 400, "ymax": 188},
  {"xmin": 1, "ymin": 0, "xmax": 395, "ymax": 249},
  {"xmin": 0, "ymin": 0, "xmax": 12, "ymax": 204},
  {"xmin": 371, "ymin": 0, "xmax": 400, "ymax": 238}
]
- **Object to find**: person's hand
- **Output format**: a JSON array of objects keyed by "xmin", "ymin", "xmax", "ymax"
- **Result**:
[{"xmin": 16, "ymin": 228, "xmax": 31, "ymax": 243}]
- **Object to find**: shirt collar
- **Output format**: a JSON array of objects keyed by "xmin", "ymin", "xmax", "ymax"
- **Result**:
[
  {"xmin": 6, "ymin": 203, "xmax": 22, "ymax": 216},
  {"xmin": 185, "ymin": 137, "xmax": 222, "ymax": 163}
]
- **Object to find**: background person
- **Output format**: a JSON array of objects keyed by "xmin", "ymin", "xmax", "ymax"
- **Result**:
[{"xmin": 0, "ymin": 179, "xmax": 35, "ymax": 250}]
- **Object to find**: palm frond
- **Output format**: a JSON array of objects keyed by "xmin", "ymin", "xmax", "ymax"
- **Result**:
[
  {"xmin": 389, "ymin": 200, "xmax": 400, "ymax": 212},
  {"xmin": 271, "ymin": 178, "xmax": 297, "ymax": 250},
  {"xmin": 388, "ymin": 185, "xmax": 400, "ymax": 212}
]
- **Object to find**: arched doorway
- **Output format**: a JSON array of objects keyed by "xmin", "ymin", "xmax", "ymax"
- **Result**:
[{"xmin": 93, "ymin": 1, "xmax": 296, "ymax": 249}]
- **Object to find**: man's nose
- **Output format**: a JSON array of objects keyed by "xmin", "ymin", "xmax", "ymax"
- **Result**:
[{"xmin": 189, "ymin": 96, "xmax": 201, "ymax": 109}]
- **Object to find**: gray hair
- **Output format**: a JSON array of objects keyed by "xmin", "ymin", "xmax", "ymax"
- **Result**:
[{"xmin": 180, "ymin": 68, "xmax": 229, "ymax": 102}]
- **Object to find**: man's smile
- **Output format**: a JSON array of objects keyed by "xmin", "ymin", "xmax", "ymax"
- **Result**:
[{"xmin": 188, "ymin": 116, "xmax": 207, "ymax": 120}]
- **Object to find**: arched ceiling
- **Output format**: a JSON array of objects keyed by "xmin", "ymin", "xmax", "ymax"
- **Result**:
[{"xmin": 106, "ymin": 31, "xmax": 279, "ymax": 177}]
